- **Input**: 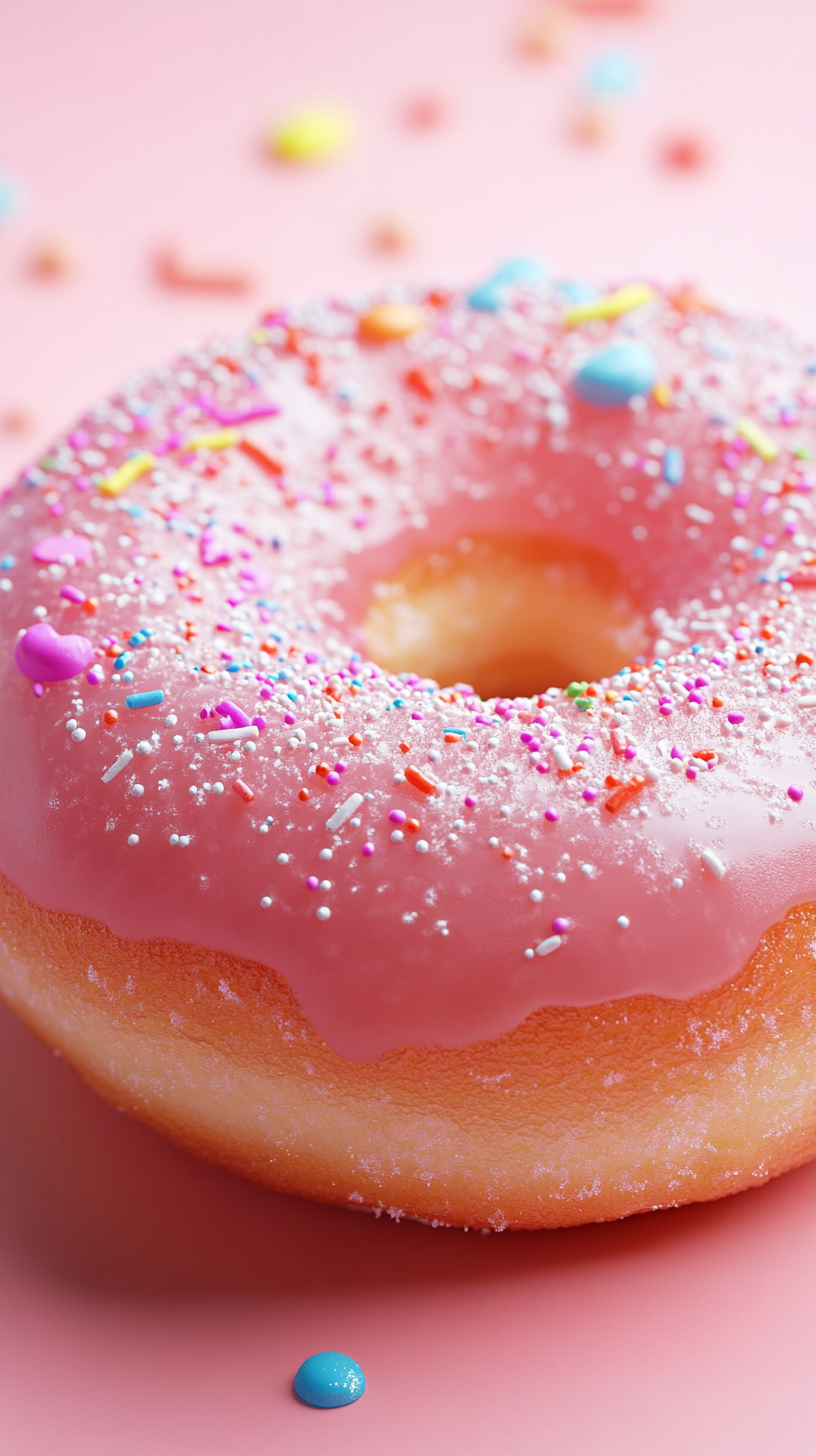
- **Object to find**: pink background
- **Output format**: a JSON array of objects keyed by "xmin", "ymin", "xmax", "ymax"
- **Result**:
[{"xmin": 2, "ymin": 1, "xmax": 816, "ymax": 1450}]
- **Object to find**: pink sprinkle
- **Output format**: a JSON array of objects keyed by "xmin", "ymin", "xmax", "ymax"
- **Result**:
[
  {"xmin": 284, "ymin": 712, "xmax": 297, "ymax": 725},
  {"xmin": 624, "ymin": 745, "xmax": 638, "ymax": 760},
  {"xmin": 389, "ymin": 810, "xmax": 407, "ymax": 824},
  {"xmin": 552, "ymin": 917, "xmax": 569, "ymax": 934},
  {"xmin": 686, "ymin": 765, "xmax": 698, "ymax": 780},
  {"xmin": 544, "ymin": 807, "xmax": 559, "ymax": 823},
  {"xmin": 32, "ymin": 681, "xmax": 44, "ymax": 697},
  {"xmin": 199, "ymin": 708, "xmax": 210, "ymax": 720},
  {"xmin": 670, "ymin": 745, "xmax": 684, "ymax": 760},
  {"xmin": 535, "ymin": 762, "xmax": 550, "ymax": 774},
  {"xmin": 232, "ymin": 779, "xmax": 255, "ymax": 802},
  {"xmin": 334, "ymin": 760, "xmax": 348, "ymax": 773},
  {"xmin": 727, "ymin": 712, "xmax": 745, "ymax": 725},
  {"xmin": 306, "ymin": 875, "xmax": 319, "ymax": 890},
  {"xmin": 304, "ymin": 651, "xmax": 319, "ymax": 664},
  {"xmin": 582, "ymin": 787, "xmax": 598, "ymax": 802},
  {"xmin": 659, "ymin": 703, "xmax": 674, "ymax": 716},
  {"xmin": 86, "ymin": 665, "xmax": 104, "ymax": 685},
  {"xmin": 32, "ymin": 533, "xmax": 93, "ymax": 566},
  {"xmin": 251, "ymin": 716, "xmax": 266, "ymax": 732},
  {"xmin": 788, "ymin": 784, "xmax": 804, "ymax": 802},
  {"xmin": 60, "ymin": 584, "xmax": 86, "ymax": 604},
  {"xmin": 411, "ymin": 711, "xmax": 424, "ymax": 720},
  {"xmin": 362, "ymin": 843, "xmax": 375, "ymax": 857},
  {"xmin": 259, "ymin": 687, "xmax": 272, "ymax": 700},
  {"xmin": 464, "ymin": 794, "xmax": 478, "ymax": 808},
  {"xmin": 326, "ymin": 771, "xmax": 340, "ymax": 785}
]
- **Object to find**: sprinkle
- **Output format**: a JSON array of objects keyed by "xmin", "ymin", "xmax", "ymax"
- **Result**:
[
  {"xmin": 604, "ymin": 774, "xmax": 646, "ymax": 814},
  {"xmin": 14, "ymin": 623, "xmax": 94, "ymax": 682},
  {"xmin": 185, "ymin": 428, "xmax": 240, "ymax": 452},
  {"xmin": 564, "ymin": 282, "xmax": 653, "ymax": 328},
  {"xmin": 326, "ymin": 792, "xmax": 364, "ymax": 832},
  {"xmin": 530, "ymin": 889, "xmax": 543, "ymax": 903},
  {"xmin": 464, "ymin": 794, "xmax": 478, "ymax": 808},
  {"xmin": 552, "ymin": 917, "xmax": 569, "ymax": 934},
  {"xmin": 272, "ymin": 104, "xmax": 356, "ymax": 164},
  {"xmin": 130, "ymin": 783, "xmax": 144, "ymax": 797},
  {"xmin": 260, "ymin": 896, "xmax": 272, "ymax": 908},
  {"xmin": 415, "ymin": 839, "xmax": 429, "ymax": 854},
  {"xmin": 391, "ymin": 829, "xmax": 404, "ymax": 842},
  {"xmin": 662, "ymin": 445, "xmax": 685, "ymax": 486},
  {"xmin": 389, "ymin": 810, "xmax": 407, "ymax": 824},
  {"xmin": 102, "ymin": 749, "xmax": 134, "ymax": 783},
  {"xmin": 206, "ymin": 725, "xmax": 259, "ymax": 743},
  {"xmin": 726, "ymin": 712, "xmax": 745, "ymax": 725},
  {"xmin": 552, "ymin": 744, "xmax": 573, "ymax": 771},
  {"xmin": 103, "ymin": 710, "xmax": 119, "ymax": 726},
  {"xmin": 405, "ymin": 765, "xmax": 438, "ymax": 795},
  {"xmin": 617, "ymin": 915, "xmax": 630, "ymax": 929},
  {"xmin": 211, "ymin": 782, "xmax": 225, "ymax": 794},
  {"xmin": 232, "ymin": 779, "xmax": 255, "ymax": 802},
  {"xmin": 277, "ymin": 853, "xmax": 290, "ymax": 865},
  {"xmin": 787, "ymin": 784, "xmax": 804, "ymax": 802},
  {"xmin": 535, "ymin": 935, "xmax": 562, "ymax": 957},
  {"xmin": 98, "ymin": 453, "xmax": 155, "ymax": 497},
  {"xmin": 127, "ymin": 834, "xmax": 140, "ymax": 846},
  {"xmin": 701, "ymin": 847, "xmax": 726, "ymax": 879},
  {"xmin": 582, "ymin": 787, "xmax": 598, "ymax": 802},
  {"xmin": 362, "ymin": 843, "xmax": 375, "ymax": 856},
  {"xmin": 736, "ymin": 418, "xmax": 779, "ymax": 462},
  {"xmin": 796, "ymin": 695, "xmax": 816, "ymax": 708},
  {"xmin": 359, "ymin": 303, "xmax": 426, "ymax": 342},
  {"xmin": 572, "ymin": 343, "xmax": 657, "ymax": 407},
  {"xmin": 544, "ymin": 807, "xmax": 560, "ymax": 822},
  {"xmin": 316, "ymin": 905, "xmax": 332, "ymax": 921},
  {"xmin": 126, "ymin": 690, "xmax": 164, "ymax": 710}
]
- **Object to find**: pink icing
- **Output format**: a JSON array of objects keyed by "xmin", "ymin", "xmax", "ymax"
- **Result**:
[
  {"xmin": 2, "ymin": 278, "xmax": 816, "ymax": 1061},
  {"xmin": 32, "ymin": 532, "xmax": 94, "ymax": 565}
]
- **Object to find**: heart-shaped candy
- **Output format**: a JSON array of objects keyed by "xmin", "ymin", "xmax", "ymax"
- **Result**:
[{"xmin": 14, "ymin": 623, "xmax": 95, "ymax": 682}]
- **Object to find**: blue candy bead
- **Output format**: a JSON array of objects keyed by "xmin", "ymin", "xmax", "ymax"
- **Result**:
[
  {"xmin": 468, "ymin": 256, "xmax": 546, "ymax": 310},
  {"xmin": 586, "ymin": 51, "xmax": 640, "ymax": 97},
  {"xmin": 293, "ymin": 1351, "xmax": 366, "ymax": 1409},
  {"xmin": 662, "ymin": 445, "xmax": 685, "ymax": 486},
  {"xmin": 572, "ymin": 342, "xmax": 657, "ymax": 407},
  {"xmin": 467, "ymin": 281, "xmax": 504, "ymax": 312}
]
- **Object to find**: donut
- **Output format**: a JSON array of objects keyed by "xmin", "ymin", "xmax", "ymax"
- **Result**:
[{"xmin": 2, "ymin": 266, "xmax": 816, "ymax": 1231}]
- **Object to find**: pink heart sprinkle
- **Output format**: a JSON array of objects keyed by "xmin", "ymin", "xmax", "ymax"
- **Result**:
[
  {"xmin": 14, "ymin": 623, "xmax": 94, "ymax": 682},
  {"xmin": 32, "ymin": 533, "xmax": 93, "ymax": 566}
]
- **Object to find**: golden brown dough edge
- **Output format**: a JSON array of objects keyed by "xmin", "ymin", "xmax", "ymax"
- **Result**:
[{"xmin": 0, "ymin": 867, "xmax": 814, "ymax": 1230}]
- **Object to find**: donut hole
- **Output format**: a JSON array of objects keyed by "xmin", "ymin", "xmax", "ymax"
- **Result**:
[{"xmin": 363, "ymin": 533, "xmax": 648, "ymax": 699}]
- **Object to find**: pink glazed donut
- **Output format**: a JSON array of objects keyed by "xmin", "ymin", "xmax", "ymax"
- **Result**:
[{"xmin": 2, "ymin": 267, "xmax": 816, "ymax": 1230}]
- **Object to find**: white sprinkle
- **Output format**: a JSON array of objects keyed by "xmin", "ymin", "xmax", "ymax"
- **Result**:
[
  {"xmin": 165, "ymin": 714, "xmax": 177, "ymax": 726},
  {"xmin": 33, "ymin": 605, "xmax": 47, "ymax": 618},
  {"xmin": 194, "ymin": 733, "xmax": 205, "ymax": 742},
  {"xmin": 173, "ymin": 734, "xmax": 183, "ymax": 744},
  {"xmin": 555, "ymin": 871, "xmax": 566, "ymax": 884},
  {"xmin": 535, "ymin": 935, "xmax": 562, "ymax": 957},
  {"xmin": 130, "ymin": 783, "xmax": 145, "ymax": 798},
  {"xmin": 672, "ymin": 877, "xmax": 684, "ymax": 889},
  {"xmin": 393, "ymin": 771, "xmax": 406, "ymax": 784},
  {"xmin": 499, "ymin": 804, "xmax": 511, "ymax": 818},
  {"xmin": 260, "ymin": 896, "xmax": 272, "ymax": 908},
  {"xmin": 415, "ymin": 839, "xmax": 430, "ymax": 854},
  {"xmin": 316, "ymin": 905, "xmax": 331, "ymax": 921},
  {"xmin": 179, "ymin": 835, "xmax": 190, "ymax": 847},
  {"xmin": 259, "ymin": 823, "xmax": 269, "ymax": 834},
  {"xmin": 617, "ymin": 915, "xmax": 630, "ymax": 929},
  {"xmin": 319, "ymin": 879, "xmax": 332, "ymax": 891},
  {"xmin": 326, "ymin": 792, "xmax": 364, "ymax": 833},
  {"xmin": 102, "ymin": 749, "xmax": 133, "ymax": 783},
  {"xmin": 319, "ymin": 848, "xmax": 333, "ymax": 861},
  {"xmin": 796, "ymin": 695, "xmax": 816, "ymax": 708},
  {"xmin": 136, "ymin": 740, "xmax": 152, "ymax": 755},
  {"xmin": 701, "ymin": 847, "xmax": 726, "ymax": 879},
  {"xmin": 529, "ymin": 889, "xmax": 543, "ymax": 903},
  {"xmin": 552, "ymin": 744, "xmax": 573, "ymax": 771},
  {"xmin": 71, "ymin": 728, "xmax": 86, "ymax": 743},
  {"xmin": 66, "ymin": 719, "xmax": 78, "ymax": 731},
  {"xmin": 127, "ymin": 833, "xmax": 139, "ymax": 846},
  {"xmin": 580, "ymin": 863, "xmax": 595, "ymax": 877},
  {"xmin": 169, "ymin": 834, "xmax": 179, "ymax": 845},
  {"xmin": 206, "ymin": 725, "xmax": 260, "ymax": 743},
  {"xmin": 212, "ymin": 782, "xmax": 224, "ymax": 794},
  {"xmin": 277, "ymin": 853, "xmax": 290, "ymax": 865},
  {"xmin": 391, "ymin": 829, "xmax": 404, "ymax": 842},
  {"xmin": 488, "ymin": 836, "xmax": 499, "ymax": 848},
  {"xmin": 188, "ymin": 784, "xmax": 198, "ymax": 795},
  {"xmin": 524, "ymin": 948, "xmax": 535, "ymax": 959}
]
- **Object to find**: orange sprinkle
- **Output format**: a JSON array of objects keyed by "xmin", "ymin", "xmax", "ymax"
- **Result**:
[
  {"xmin": 605, "ymin": 689, "xmax": 618, "ymax": 703},
  {"xmin": 316, "ymin": 762, "xmax": 330, "ymax": 777},
  {"xmin": 406, "ymin": 818, "xmax": 421, "ymax": 833},
  {"xmin": 693, "ymin": 749, "xmax": 717, "ymax": 762},
  {"xmin": 81, "ymin": 597, "xmax": 98, "ymax": 615},
  {"xmin": 201, "ymin": 664, "xmax": 216, "ymax": 674},
  {"xmin": 399, "ymin": 740, "xmax": 411, "ymax": 753},
  {"xmin": 712, "ymin": 695, "xmax": 724, "ymax": 708},
  {"xmin": 298, "ymin": 788, "xmax": 310, "ymax": 802},
  {"xmin": 735, "ymin": 647, "xmax": 750, "ymax": 660},
  {"xmin": 405, "ymin": 366, "xmax": 437, "ymax": 399},
  {"xmin": 797, "ymin": 651, "xmax": 814, "ymax": 666},
  {"xmin": 760, "ymin": 626, "xmax": 776, "ymax": 641},
  {"xmin": 348, "ymin": 732, "xmax": 363, "ymax": 748},
  {"xmin": 604, "ymin": 775, "xmax": 646, "ymax": 816},
  {"xmin": 359, "ymin": 302, "xmax": 426, "ymax": 342},
  {"xmin": 501, "ymin": 846, "xmax": 513, "ymax": 860},
  {"xmin": 103, "ymin": 710, "xmax": 119, "ymax": 726},
  {"xmin": 604, "ymin": 773, "xmax": 620, "ymax": 788},
  {"xmin": 239, "ymin": 439, "xmax": 284, "ymax": 475},
  {"xmin": 232, "ymin": 779, "xmax": 255, "ymax": 803},
  {"xmin": 405, "ymin": 765, "xmax": 437, "ymax": 796}
]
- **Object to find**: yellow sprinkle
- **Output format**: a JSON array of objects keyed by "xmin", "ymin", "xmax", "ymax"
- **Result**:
[
  {"xmin": 250, "ymin": 327, "xmax": 269, "ymax": 345},
  {"xmin": 271, "ymin": 104, "xmax": 356, "ymax": 163},
  {"xmin": 98, "ymin": 452, "xmax": 156, "ymax": 497},
  {"xmin": 563, "ymin": 282, "xmax": 655, "ymax": 328},
  {"xmin": 185, "ymin": 428, "xmax": 240, "ymax": 452},
  {"xmin": 736, "ymin": 418, "xmax": 779, "ymax": 462},
  {"xmin": 653, "ymin": 380, "xmax": 674, "ymax": 408},
  {"xmin": 359, "ymin": 302, "xmax": 427, "ymax": 342}
]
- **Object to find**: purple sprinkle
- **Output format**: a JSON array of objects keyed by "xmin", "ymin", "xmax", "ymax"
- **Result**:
[
  {"xmin": 694, "ymin": 676, "xmax": 709, "ymax": 688},
  {"xmin": 552, "ymin": 917, "xmax": 569, "ymax": 934},
  {"xmin": 306, "ymin": 876, "xmax": 319, "ymax": 890},
  {"xmin": 659, "ymin": 704, "xmax": 674, "ymax": 716},
  {"xmin": 326, "ymin": 771, "xmax": 340, "ymax": 786},
  {"xmin": 544, "ymin": 807, "xmax": 559, "ymax": 823},
  {"xmin": 464, "ymin": 794, "xmax": 478, "ymax": 808},
  {"xmin": 259, "ymin": 686, "xmax": 272, "ymax": 700},
  {"xmin": 32, "ymin": 533, "xmax": 93, "ymax": 566},
  {"xmin": 582, "ymin": 787, "xmax": 598, "ymax": 802},
  {"xmin": 535, "ymin": 762, "xmax": 550, "ymax": 774},
  {"xmin": 389, "ymin": 809, "xmax": 407, "ymax": 824},
  {"xmin": 727, "ymin": 712, "xmax": 745, "ymax": 725},
  {"xmin": 686, "ymin": 765, "xmax": 698, "ymax": 780},
  {"xmin": 334, "ymin": 760, "xmax": 348, "ymax": 774},
  {"xmin": 362, "ymin": 842, "xmax": 375, "ymax": 856},
  {"xmin": 688, "ymin": 691, "xmax": 704, "ymax": 705},
  {"xmin": 527, "ymin": 738, "xmax": 541, "ymax": 752},
  {"xmin": 670, "ymin": 745, "xmax": 684, "ymax": 759},
  {"xmin": 683, "ymin": 679, "xmax": 694, "ymax": 691},
  {"xmin": 284, "ymin": 712, "xmax": 297, "ymax": 725},
  {"xmin": 624, "ymin": 745, "xmax": 638, "ymax": 760},
  {"xmin": 304, "ymin": 651, "xmax": 319, "ymax": 665},
  {"xmin": 788, "ymin": 784, "xmax": 804, "ymax": 802},
  {"xmin": 14, "ymin": 623, "xmax": 94, "ymax": 682},
  {"xmin": 86, "ymin": 665, "xmax": 104, "ymax": 685},
  {"xmin": 60, "ymin": 584, "xmax": 86, "ymax": 604},
  {"xmin": 520, "ymin": 731, "xmax": 533, "ymax": 744},
  {"xmin": 251, "ymin": 716, "xmax": 266, "ymax": 732}
]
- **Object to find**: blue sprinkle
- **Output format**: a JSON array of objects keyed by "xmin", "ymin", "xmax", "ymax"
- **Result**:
[
  {"xmin": 572, "ymin": 342, "xmax": 657, "ymax": 407},
  {"xmin": 128, "ymin": 633, "xmax": 147, "ymax": 648},
  {"xmin": 124, "ymin": 503, "xmax": 144, "ymax": 518},
  {"xmin": 293, "ymin": 1352, "xmax": 366, "ymax": 1409},
  {"xmin": 556, "ymin": 279, "xmax": 596, "ymax": 305},
  {"xmin": 0, "ymin": 175, "xmax": 22, "ymax": 221},
  {"xmin": 122, "ymin": 671, "xmax": 134, "ymax": 682},
  {"xmin": 468, "ymin": 256, "xmax": 546, "ymax": 311},
  {"xmin": 586, "ymin": 51, "xmax": 640, "ymax": 97},
  {"xmin": 393, "ymin": 697, "xmax": 406, "ymax": 707},
  {"xmin": 126, "ymin": 689, "xmax": 164, "ymax": 709},
  {"xmin": 662, "ymin": 445, "xmax": 685, "ymax": 486},
  {"xmin": 226, "ymin": 663, "xmax": 240, "ymax": 672},
  {"xmin": 286, "ymin": 690, "xmax": 298, "ymax": 701},
  {"xmin": 114, "ymin": 652, "xmax": 132, "ymax": 670},
  {"xmin": 0, "ymin": 555, "xmax": 16, "ymax": 571}
]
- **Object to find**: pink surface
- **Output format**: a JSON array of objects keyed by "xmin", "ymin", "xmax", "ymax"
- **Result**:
[{"xmin": 2, "ymin": 0, "xmax": 816, "ymax": 1448}]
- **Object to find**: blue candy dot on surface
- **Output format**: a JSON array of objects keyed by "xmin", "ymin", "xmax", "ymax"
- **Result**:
[
  {"xmin": 586, "ymin": 51, "xmax": 640, "ymax": 97},
  {"xmin": 662, "ymin": 444, "xmax": 685, "ymax": 486},
  {"xmin": 468, "ymin": 256, "xmax": 546, "ymax": 311},
  {"xmin": 572, "ymin": 342, "xmax": 657, "ymax": 407},
  {"xmin": 293, "ymin": 1351, "xmax": 366, "ymax": 1409}
]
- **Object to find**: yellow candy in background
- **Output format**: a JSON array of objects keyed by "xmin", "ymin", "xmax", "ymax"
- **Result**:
[{"xmin": 271, "ymin": 104, "xmax": 356, "ymax": 163}]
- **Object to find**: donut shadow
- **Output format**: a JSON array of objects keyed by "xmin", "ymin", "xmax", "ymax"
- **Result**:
[{"xmin": 0, "ymin": 1000, "xmax": 812, "ymax": 1301}]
